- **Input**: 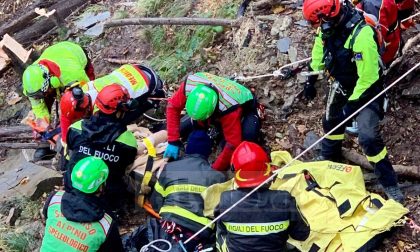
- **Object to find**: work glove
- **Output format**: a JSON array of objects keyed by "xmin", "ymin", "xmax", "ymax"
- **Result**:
[
  {"xmin": 304, "ymin": 81, "xmax": 317, "ymax": 100},
  {"xmin": 163, "ymin": 144, "xmax": 180, "ymax": 160}
]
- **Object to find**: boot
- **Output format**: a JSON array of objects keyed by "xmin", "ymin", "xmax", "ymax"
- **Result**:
[
  {"xmin": 33, "ymin": 147, "xmax": 56, "ymax": 162},
  {"xmin": 384, "ymin": 185, "xmax": 404, "ymax": 203}
]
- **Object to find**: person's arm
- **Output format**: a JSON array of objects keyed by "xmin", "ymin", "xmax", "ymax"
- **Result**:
[
  {"xmin": 42, "ymin": 191, "xmax": 57, "ymax": 220},
  {"xmin": 98, "ymin": 220, "xmax": 124, "ymax": 252},
  {"xmin": 150, "ymin": 177, "xmax": 166, "ymax": 213},
  {"xmin": 346, "ymin": 26, "xmax": 380, "ymax": 111},
  {"xmin": 60, "ymin": 113, "xmax": 73, "ymax": 144},
  {"xmin": 212, "ymin": 108, "xmax": 243, "ymax": 171},
  {"xmin": 309, "ymin": 30, "xmax": 325, "ymax": 72},
  {"xmin": 288, "ymin": 196, "xmax": 310, "ymax": 241},
  {"xmin": 166, "ymin": 82, "xmax": 187, "ymax": 145},
  {"xmin": 28, "ymin": 97, "xmax": 51, "ymax": 125},
  {"xmin": 305, "ymin": 31, "xmax": 325, "ymax": 100}
]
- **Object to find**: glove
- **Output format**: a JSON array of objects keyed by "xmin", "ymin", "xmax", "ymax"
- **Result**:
[
  {"xmin": 304, "ymin": 81, "xmax": 317, "ymax": 100},
  {"xmin": 163, "ymin": 144, "xmax": 180, "ymax": 160}
]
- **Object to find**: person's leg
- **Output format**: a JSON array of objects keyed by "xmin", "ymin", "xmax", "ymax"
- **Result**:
[
  {"xmin": 241, "ymin": 110, "xmax": 261, "ymax": 143},
  {"xmin": 356, "ymin": 103, "xmax": 402, "ymax": 202},
  {"xmin": 321, "ymin": 114, "xmax": 346, "ymax": 162}
]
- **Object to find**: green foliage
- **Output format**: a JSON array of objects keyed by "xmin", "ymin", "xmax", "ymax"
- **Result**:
[
  {"xmin": 0, "ymin": 231, "xmax": 33, "ymax": 252},
  {"xmin": 141, "ymin": 0, "xmax": 242, "ymax": 83},
  {"xmin": 0, "ymin": 197, "xmax": 43, "ymax": 252},
  {"xmin": 136, "ymin": 0, "xmax": 173, "ymax": 16}
]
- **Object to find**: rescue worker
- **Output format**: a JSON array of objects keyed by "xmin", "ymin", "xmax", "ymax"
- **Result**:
[
  {"xmin": 354, "ymin": 0, "xmax": 401, "ymax": 65},
  {"xmin": 22, "ymin": 41, "xmax": 95, "ymax": 160},
  {"xmin": 212, "ymin": 141, "xmax": 310, "ymax": 251},
  {"xmin": 40, "ymin": 156, "xmax": 123, "ymax": 252},
  {"xmin": 60, "ymin": 64, "xmax": 165, "ymax": 143},
  {"xmin": 150, "ymin": 130, "xmax": 226, "ymax": 251},
  {"xmin": 65, "ymin": 84, "xmax": 138, "ymax": 209},
  {"xmin": 302, "ymin": 0, "xmax": 404, "ymax": 202},
  {"xmin": 165, "ymin": 72, "xmax": 261, "ymax": 171}
]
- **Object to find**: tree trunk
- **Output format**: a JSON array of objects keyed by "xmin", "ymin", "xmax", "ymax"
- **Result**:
[
  {"xmin": 104, "ymin": 17, "xmax": 242, "ymax": 28},
  {"xmin": 342, "ymin": 148, "xmax": 420, "ymax": 180},
  {"xmin": 0, "ymin": 125, "xmax": 32, "ymax": 137},
  {"xmin": 0, "ymin": 0, "xmax": 58, "ymax": 38},
  {"xmin": 14, "ymin": 0, "xmax": 87, "ymax": 45},
  {"xmin": 0, "ymin": 142, "xmax": 49, "ymax": 149}
]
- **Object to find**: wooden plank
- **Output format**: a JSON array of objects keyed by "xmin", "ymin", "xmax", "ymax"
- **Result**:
[{"xmin": 2, "ymin": 34, "xmax": 33, "ymax": 63}]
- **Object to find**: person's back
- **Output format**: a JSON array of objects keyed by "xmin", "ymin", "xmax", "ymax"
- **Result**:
[
  {"xmin": 217, "ymin": 188, "xmax": 309, "ymax": 252},
  {"xmin": 214, "ymin": 142, "xmax": 310, "ymax": 252},
  {"xmin": 41, "ymin": 157, "xmax": 123, "ymax": 252},
  {"xmin": 65, "ymin": 85, "xmax": 137, "ymax": 208},
  {"xmin": 150, "ymin": 130, "xmax": 226, "ymax": 250}
]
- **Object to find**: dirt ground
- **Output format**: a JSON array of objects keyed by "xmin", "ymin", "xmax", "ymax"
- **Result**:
[{"xmin": 0, "ymin": 0, "xmax": 419, "ymax": 251}]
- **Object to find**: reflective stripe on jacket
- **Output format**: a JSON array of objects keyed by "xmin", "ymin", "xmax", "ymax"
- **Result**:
[
  {"xmin": 150, "ymin": 154, "xmax": 226, "ymax": 238},
  {"xmin": 184, "ymin": 72, "xmax": 253, "ymax": 114},
  {"xmin": 214, "ymin": 188, "xmax": 309, "ymax": 252},
  {"xmin": 81, "ymin": 64, "xmax": 151, "ymax": 102}
]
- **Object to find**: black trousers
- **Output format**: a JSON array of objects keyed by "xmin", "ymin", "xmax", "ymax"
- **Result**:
[{"xmin": 322, "ymin": 100, "xmax": 398, "ymax": 187}]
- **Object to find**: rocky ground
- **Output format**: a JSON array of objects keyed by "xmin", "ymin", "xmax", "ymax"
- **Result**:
[{"xmin": 0, "ymin": 0, "xmax": 419, "ymax": 251}]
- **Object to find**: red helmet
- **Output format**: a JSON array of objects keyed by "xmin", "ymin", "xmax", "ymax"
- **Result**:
[
  {"xmin": 303, "ymin": 0, "xmax": 341, "ymax": 24},
  {"xmin": 95, "ymin": 84, "xmax": 130, "ymax": 114},
  {"xmin": 60, "ymin": 87, "xmax": 91, "ymax": 117},
  {"xmin": 231, "ymin": 141, "xmax": 271, "ymax": 188}
]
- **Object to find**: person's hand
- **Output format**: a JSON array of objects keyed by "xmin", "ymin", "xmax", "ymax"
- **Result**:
[
  {"xmin": 304, "ymin": 81, "xmax": 317, "ymax": 100},
  {"xmin": 163, "ymin": 144, "xmax": 180, "ymax": 160}
]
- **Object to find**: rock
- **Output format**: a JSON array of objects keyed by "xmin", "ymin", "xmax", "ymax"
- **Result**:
[
  {"xmin": 287, "ymin": 46, "xmax": 297, "ymax": 62},
  {"xmin": 5, "ymin": 207, "xmax": 20, "ymax": 226},
  {"xmin": 84, "ymin": 23, "xmax": 105, "ymax": 37},
  {"xmin": 0, "ymin": 102, "xmax": 30, "ymax": 123},
  {"xmin": 277, "ymin": 37, "xmax": 291, "ymax": 53},
  {"xmin": 279, "ymin": 16, "xmax": 292, "ymax": 31},
  {"xmin": 270, "ymin": 17, "xmax": 284, "ymax": 36},
  {"xmin": 401, "ymin": 81, "xmax": 420, "ymax": 99},
  {"xmin": 295, "ymin": 20, "xmax": 309, "ymax": 27},
  {"xmin": 269, "ymin": 56, "xmax": 278, "ymax": 66},
  {"xmin": 303, "ymin": 131, "xmax": 322, "ymax": 156},
  {"xmin": 75, "ymin": 11, "xmax": 111, "ymax": 29},
  {"xmin": 0, "ymin": 151, "xmax": 62, "ymax": 202}
]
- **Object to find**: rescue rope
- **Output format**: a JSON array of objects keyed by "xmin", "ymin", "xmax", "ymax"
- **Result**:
[
  {"xmin": 143, "ymin": 113, "xmax": 167, "ymax": 122},
  {"xmin": 234, "ymin": 57, "xmax": 312, "ymax": 81},
  {"xmin": 183, "ymin": 62, "xmax": 420, "ymax": 244},
  {"xmin": 402, "ymin": 11, "xmax": 420, "ymax": 23},
  {"xmin": 140, "ymin": 239, "xmax": 172, "ymax": 252}
]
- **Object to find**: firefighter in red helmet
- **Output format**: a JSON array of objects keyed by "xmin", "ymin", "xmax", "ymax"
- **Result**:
[
  {"xmin": 60, "ymin": 64, "xmax": 165, "ymax": 144},
  {"xmin": 65, "ymin": 84, "xmax": 138, "ymax": 210},
  {"xmin": 212, "ymin": 142, "xmax": 310, "ymax": 252}
]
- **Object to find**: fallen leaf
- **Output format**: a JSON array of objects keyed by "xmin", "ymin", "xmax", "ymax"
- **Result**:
[
  {"xmin": 272, "ymin": 5, "xmax": 285, "ymax": 14},
  {"xmin": 6, "ymin": 91, "xmax": 22, "ymax": 105},
  {"xmin": 297, "ymin": 125, "xmax": 306, "ymax": 134}
]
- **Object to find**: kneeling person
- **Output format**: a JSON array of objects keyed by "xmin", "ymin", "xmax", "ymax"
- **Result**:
[
  {"xmin": 41, "ymin": 157, "xmax": 123, "ymax": 252},
  {"xmin": 150, "ymin": 130, "xmax": 226, "ymax": 250},
  {"xmin": 65, "ymin": 84, "xmax": 138, "ymax": 208}
]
